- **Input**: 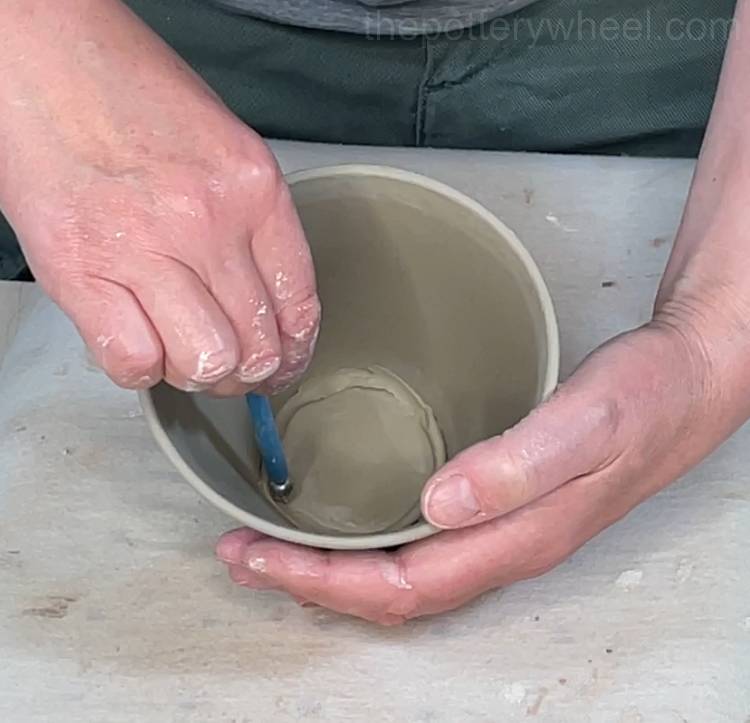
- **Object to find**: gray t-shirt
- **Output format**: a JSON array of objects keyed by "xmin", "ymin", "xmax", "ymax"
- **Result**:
[{"xmin": 206, "ymin": 0, "xmax": 542, "ymax": 35}]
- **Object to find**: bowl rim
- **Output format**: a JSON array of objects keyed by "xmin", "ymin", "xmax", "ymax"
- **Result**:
[{"xmin": 139, "ymin": 163, "xmax": 560, "ymax": 551}]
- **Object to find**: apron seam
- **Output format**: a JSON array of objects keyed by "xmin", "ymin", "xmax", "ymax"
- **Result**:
[{"xmin": 415, "ymin": 35, "xmax": 435, "ymax": 147}]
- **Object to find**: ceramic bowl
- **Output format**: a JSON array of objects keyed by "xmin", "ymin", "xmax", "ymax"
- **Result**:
[{"xmin": 139, "ymin": 164, "xmax": 559, "ymax": 550}]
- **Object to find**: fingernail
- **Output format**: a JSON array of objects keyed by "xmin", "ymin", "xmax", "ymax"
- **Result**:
[
  {"xmin": 192, "ymin": 349, "xmax": 235, "ymax": 384},
  {"xmin": 216, "ymin": 536, "xmax": 246, "ymax": 565},
  {"xmin": 424, "ymin": 474, "xmax": 480, "ymax": 528},
  {"xmin": 237, "ymin": 355, "xmax": 281, "ymax": 384},
  {"xmin": 279, "ymin": 296, "xmax": 321, "ymax": 343}
]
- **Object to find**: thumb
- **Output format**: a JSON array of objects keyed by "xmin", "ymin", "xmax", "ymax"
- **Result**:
[{"xmin": 421, "ymin": 357, "xmax": 622, "ymax": 530}]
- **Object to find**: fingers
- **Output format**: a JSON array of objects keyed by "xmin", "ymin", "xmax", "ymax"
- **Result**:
[
  {"xmin": 217, "ymin": 529, "xmax": 278, "ymax": 590},
  {"xmin": 216, "ymin": 527, "xmax": 265, "ymax": 556},
  {"xmin": 215, "ymin": 526, "xmax": 535, "ymax": 624},
  {"xmin": 227, "ymin": 564, "xmax": 279, "ymax": 590},
  {"xmin": 123, "ymin": 256, "xmax": 239, "ymax": 391},
  {"xmin": 422, "ymin": 351, "xmax": 622, "ymax": 530},
  {"xmin": 203, "ymin": 245, "xmax": 282, "ymax": 390},
  {"xmin": 75, "ymin": 198, "xmax": 315, "ymax": 397},
  {"xmin": 216, "ymin": 471, "xmax": 609, "ymax": 624},
  {"xmin": 250, "ymin": 185, "xmax": 321, "ymax": 394},
  {"xmin": 62, "ymin": 276, "xmax": 163, "ymax": 389},
  {"xmin": 217, "ymin": 533, "xmax": 416, "ymax": 624},
  {"xmin": 88, "ymin": 176, "xmax": 317, "ymax": 398}
]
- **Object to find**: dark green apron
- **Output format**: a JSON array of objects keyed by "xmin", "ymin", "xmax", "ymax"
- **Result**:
[{"xmin": 1, "ymin": 0, "xmax": 736, "ymax": 278}]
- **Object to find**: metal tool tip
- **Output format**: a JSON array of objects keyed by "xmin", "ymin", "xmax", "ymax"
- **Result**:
[{"xmin": 268, "ymin": 478, "xmax": 293, "ymax": 501}]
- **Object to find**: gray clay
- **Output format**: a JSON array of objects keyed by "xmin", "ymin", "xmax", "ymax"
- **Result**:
[{"xmin": 266, "ymin": 366, "xmax": 446, "ymax": 535}]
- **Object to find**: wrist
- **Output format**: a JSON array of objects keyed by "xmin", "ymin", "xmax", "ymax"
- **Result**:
[{"xmin": 652, "ymin": 279, "xmax": 750, "ymax": 431}]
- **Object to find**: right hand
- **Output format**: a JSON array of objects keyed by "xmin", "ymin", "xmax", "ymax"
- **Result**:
[{"xmin": 0, "ymin": 0, "xmax": 320, "ymax": 395}]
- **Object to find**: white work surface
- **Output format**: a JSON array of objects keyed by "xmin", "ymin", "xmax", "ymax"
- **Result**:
[{"xmin": 1, "ymin": 142, "xmax": 748, "ymax": 722}]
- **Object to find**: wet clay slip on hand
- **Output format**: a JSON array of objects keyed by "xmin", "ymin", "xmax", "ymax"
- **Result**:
[{"xmin": 139, "ymin": 164, "xmax": 560, "ymax": 551}]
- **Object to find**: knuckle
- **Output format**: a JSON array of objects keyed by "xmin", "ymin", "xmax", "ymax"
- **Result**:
[
  {"xmin": 385, "ymin": 594, "xmax": 422, "ymax": 621},
  {"xmin": 230, "ymin": 147, "xmax": 282, "ymax": 202},
  {"xmin": 382, "ymin": 558, "xmax": 423, "ymax": 620},
  {"xmin": 581, "ymin": 396, "xmax": 623, "ymax": 467},
  {"xmin": 259, "ymin": 295, "xmax": 321, "ymax": 394},
  {"xmin": 487, "ymin": 446, "xmax": 533, "ymax": 512},
  {"xmin": 591, "ymin": 396, "xmax": 622, "ymax": 437},
  {"xmin": 278, "ymin": 294, "xmax": 322, "ymax": 342},
  {"xmin": 522, "ymin": 527, "xmax": 570, "ymax": 579},
  {"xmin": 464, "ymin": 438, "xmax": 533, "ymax": 514},
  {"xmin": 107, "ymin": 345, "xmax": 161, "ymax": 384}
]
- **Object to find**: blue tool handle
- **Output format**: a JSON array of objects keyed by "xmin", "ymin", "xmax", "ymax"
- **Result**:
[{"xmin": 246, "ymin": 393, "xmax": 289, "ymax": 486}]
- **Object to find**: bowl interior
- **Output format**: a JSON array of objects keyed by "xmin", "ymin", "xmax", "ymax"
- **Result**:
[{"xmin": 143, "ymin": 166, "xmax": 557, "ymax": 550}]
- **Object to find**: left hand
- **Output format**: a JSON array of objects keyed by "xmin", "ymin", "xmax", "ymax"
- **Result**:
[{"xmin": 216, "ymin": 302, "xmax": 750, "ymax": 624}]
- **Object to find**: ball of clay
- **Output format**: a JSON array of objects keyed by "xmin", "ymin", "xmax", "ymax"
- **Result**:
[{"xmin": 271, "ymin": 366, "xmax": 446, "ymax": 535}]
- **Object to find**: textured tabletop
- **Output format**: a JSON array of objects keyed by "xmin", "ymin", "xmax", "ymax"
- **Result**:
[{"xmin": 1, "ymin": 142, "xmax": 748, "ymax": 722}]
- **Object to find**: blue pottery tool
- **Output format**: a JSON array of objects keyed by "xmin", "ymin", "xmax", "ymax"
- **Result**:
[{"xmin": 246, "ymin": 393, "xmax": 292, "ymax": 500}]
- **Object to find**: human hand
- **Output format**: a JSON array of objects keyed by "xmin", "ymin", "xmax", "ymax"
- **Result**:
[
  {"xmin": 217, "ymin": 304, "xmax": 750, "ymax": 624},
  {"xmin": 0, "ymin": 0, "xmax": 319, "ymax": 394}
]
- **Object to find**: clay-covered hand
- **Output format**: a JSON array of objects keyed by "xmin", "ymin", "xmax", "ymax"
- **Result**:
[
  {"xmin": 0, "ymin": 0, "xmax": 319, "ymax": 394},
  {"xmin": 216, "ymin": 304, "xmax": 750, "ymax": 623}
]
